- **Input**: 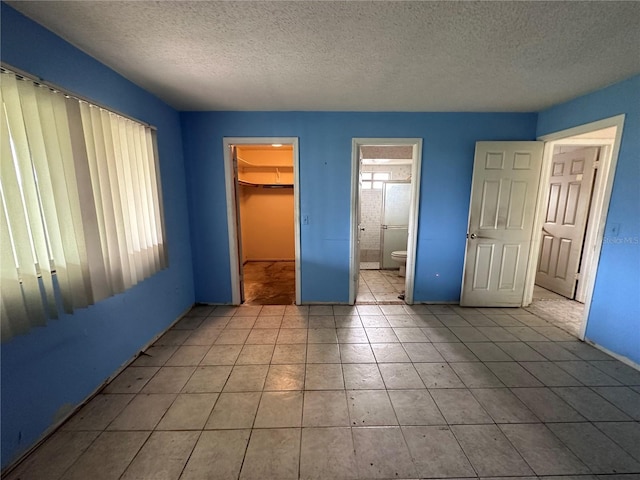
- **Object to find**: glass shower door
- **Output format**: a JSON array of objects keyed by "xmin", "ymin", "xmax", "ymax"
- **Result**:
[{"xmin": 380, "ymin": 181, "xmax": 411, "ymax": 269}]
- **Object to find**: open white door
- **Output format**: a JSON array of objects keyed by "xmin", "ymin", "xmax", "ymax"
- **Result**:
[
  {"xmin": 535, "ymin": 147, "xmax": 598, "ymax": 298},
  {"xmin": 461, "ymin": 141, "xmax": 544, "ymax": 307}
]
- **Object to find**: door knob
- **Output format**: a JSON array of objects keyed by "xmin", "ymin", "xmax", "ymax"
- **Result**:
[
  {"xmin": 359, "ymin": 227, "xmax": 365, "ymax": 231},
  {"xmin": 469, "ymin": 233, "xmax": 477, "ymax": 239}
]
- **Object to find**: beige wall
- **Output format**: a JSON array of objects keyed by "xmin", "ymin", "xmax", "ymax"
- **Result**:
[{"xmin": 239, "ymin": 186, "xmax": 295, "ymax": 261}]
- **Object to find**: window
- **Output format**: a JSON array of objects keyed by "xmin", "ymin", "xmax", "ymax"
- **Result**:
[
  {"xmin": 361, "ymin": 171, "xmax": 390, "ymax": 189},
  {"xmin": 1, "ymin": 68, "xmax": 167, "ymax": 340}
]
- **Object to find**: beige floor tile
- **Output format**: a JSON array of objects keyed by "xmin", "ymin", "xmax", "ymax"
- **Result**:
[
  {"xmin": 61, "ymin": 431, "xmax": 149, "ymax": 480},
  {"xmin": 343, "ymin": 363, "xmax": 385, "ymax": 389},
  {"xmin": 371, "ymin": 343, "xmax": 410, "ymax": 363},
  {"xmin": 156, "ymin": 393, "xmax": 218, "ymax": 430},
  {"xmin": 340, "ymin": 344, "xmax": 376, "ymax": 363},
  {"xmin": 306, "ymin": 343, "xmax": 341, "ymax": 363},
  {"xmin": 120, "ymin": 431, "xmax": 199, "ymax": 480},
  {"xmin": 245, "ymin": 328, "xmax": 279, "ymax": 345},
  {"xmin": 240, "ymin": 428, "xmax": 300, "ymax": 479},
  {"xmin": 452, "ymin": 424, "xmax": 534, "ymax": 477},
  {"xmin": 5, "ymin": 431, "xmax": 99, "ymax": 480},
  {"xmin": 254, "ymin": 391, "xmax": 303, "ymax": 428},
  {"xmin": 62, "ymin": 394, "xmax": 134, "ymax": 431},
  {"xmin": 107, "ymin": 393, "xmax": 176, "ymax": 430},
  {"xmin": 131, "ymin": 345, "xmax": 178, "ymax": 367},
  {"xmin": 180, "ymin": 430, "xmax": 250, "ymax": 480},
  {"xmin": 388, "ymin": 389, "xmax": 445, "ymax": 425},
  {"xmin": 181, "ymin": 365, "xmax": 232, "ymax": 393},
  {"xmin": 264, "ymin": 364, "xmax": 305, "ymax": 391},
  {"xmin": 347, "ymin": 390, "xmax": 397, "ymax": 426},
  {"xmin": 307, "ymin": 328, "xmax": 338, "ymax": 344},
  {"xmin": 352, "ymin": 426, "xmax": 417, "ymax": 479},
  {"xmin": 302, "ymin": 390, "xmax": 350, "ymax": 427},
  {"xmin": 236, "ymin": 344, "xmax": 274, "ymax": 365},
  {"xmin": 304, "ymin": 363, "xmax": 344, "ymax": 390},
  {"xmin": 103, "ymin": 367, "xmax": 159, "ymax": 394},
  {"xmin": 402, "ymin": 425, "xmax": 475, "ymax": 478},
  {"xmin": 300, "ymin": 427, "xmax": 358, "ymax": 480},
  {"xmin": 200, "ymin": 344, "xmax": 242, "ymax": 365},
  {"xmin": 164, "ymin": 345, "xmax": 210, "ymax": 366},
  {"xmin": 413, "ymin": 362, "xmax": 464, "ymax": 388},
  {"xmin": 205, "ymin": 392, "xmax": 261, "ymax": 429},
  {"xmin": 276, "ymin": 328, "xmax": 307, "ymax": 344},
  {"xmin": 141, "ymin": 366, "xmax": 196, "ymax": 393},
  {"xmin": 378, "ymin": 363, "xmax": 425, "ymax": 389},
  {"xmin": 215, "ymin": 328, "xmax": 251, "ymax": 345},
  {"xmin": 271, "ymin": 344, "xmax": 306, "ymax": 364},
  {"xmin": 223, "ymin": 365, "xmax": 269, "ymax": 392}
]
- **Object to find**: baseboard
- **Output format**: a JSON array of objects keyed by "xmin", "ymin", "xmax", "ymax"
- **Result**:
[
  {"xmin": 1, "ymin": 303, "xmax": 193, "ymax": 477},
  {"xmin": 585, "ymin": 338, "xmax": 640, "ymax": 372}
]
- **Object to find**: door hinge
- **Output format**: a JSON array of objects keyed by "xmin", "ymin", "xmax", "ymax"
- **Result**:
[
  {"xmin": 575, "ymin": 273, "xmax": 581, "ymax": 280},
  {"xmin": 593, "ymin": 160, "xmax": 600, "ymax": 169}
]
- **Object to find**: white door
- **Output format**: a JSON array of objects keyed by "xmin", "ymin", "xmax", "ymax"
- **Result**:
[
  {"xmin": 461, "ymin": 141, "xmax": 544, "ymax": 307},
  {"xmin": 536, "ymin": 147, "xmax": 598, "ymax": 299}
]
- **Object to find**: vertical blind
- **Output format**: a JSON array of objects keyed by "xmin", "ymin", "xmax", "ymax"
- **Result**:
[{"xmin": 1, "ymin": 68, "xmax": 167, "ymax": 341}]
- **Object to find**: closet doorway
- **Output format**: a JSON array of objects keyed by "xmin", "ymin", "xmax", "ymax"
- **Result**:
[{"xmin": 223, "ymin": 138, "xmax": 300, "ymax": 305}]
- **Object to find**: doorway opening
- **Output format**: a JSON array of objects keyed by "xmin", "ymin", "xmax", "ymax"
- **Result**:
[
  {"xmin": 223, "ymin": 138, "xmax": 301, "ymax": 305},
  {"xmin": 523, "ymin": 116, "xmax": 624, "ymax": 339},
  {"xmin": 350, "ymin": 139, "xmax": 422, "ymax": 305}
]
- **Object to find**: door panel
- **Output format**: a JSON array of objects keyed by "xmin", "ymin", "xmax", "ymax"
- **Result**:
[
  {"xmin": 461, "ymin": 141, "xmax": 544, "ymax": 307},
  {"xmin": 380, "ymin": 181, "xmax": 411, "ymax": 269},
  {"xmin": 535, "ymin": 147, "xmax": 598, "ymax": 298}
]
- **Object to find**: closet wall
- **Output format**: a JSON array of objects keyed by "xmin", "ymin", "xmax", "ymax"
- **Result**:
[{"xmin": 237, "ymin": 146, "xmax": 295, "ymax": 262}]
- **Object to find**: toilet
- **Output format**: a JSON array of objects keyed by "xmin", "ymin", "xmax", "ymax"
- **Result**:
[{"xmin": 391, "ymin": 251, "xmax": 407, "ymax": 277}]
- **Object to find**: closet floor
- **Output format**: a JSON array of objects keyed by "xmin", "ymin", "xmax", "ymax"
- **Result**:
[{"xmin": 243, "ymin": 261, "xmax": 295, "ymax": 305}]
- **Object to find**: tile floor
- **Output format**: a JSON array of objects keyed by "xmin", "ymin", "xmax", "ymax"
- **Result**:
[
  {"xmin": 6, "ymin": 304, "xmax": 640, "ymax": 480},
  {"xmin": 357, "ymin": 269, "xmax": 405, "ymax": 304},
  {"xmin": 526, "ymin": 286, "xmax": 585, "ymax": 337}
]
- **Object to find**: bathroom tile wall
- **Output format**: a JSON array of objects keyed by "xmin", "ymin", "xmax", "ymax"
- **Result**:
[{"xmin": 359, "ymin": 165, "xmax": 412, "ymax": 262}]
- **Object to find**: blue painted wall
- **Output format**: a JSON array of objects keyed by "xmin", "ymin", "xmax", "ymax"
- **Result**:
[
  {"xmin": 181, "ymin": 112, "xmax": 538, "ymax": 304},
  {"xmin": 538, "ymin": 75, "xmax": 640, "ymax": 365},
  {"xmin": 1, "ymin": 4, "xmax": 194, "ymax": 468}
]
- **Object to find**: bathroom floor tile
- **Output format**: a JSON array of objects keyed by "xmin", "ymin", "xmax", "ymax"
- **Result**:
[
  {"xmin": 388, "ymin": 389, "xmax": 445, "ymax": 425},
  {"xmin": 347, "ymin": 390, "xmax": 397, "ymax": 426}
]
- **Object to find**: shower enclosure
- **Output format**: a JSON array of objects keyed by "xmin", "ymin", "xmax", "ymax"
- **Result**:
[{"xmin": 380, "ymin": 181, "xmax": 411, "ymax": 268}]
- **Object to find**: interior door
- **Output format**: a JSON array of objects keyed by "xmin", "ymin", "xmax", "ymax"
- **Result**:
[
  {"xmin": 461, "ymin": 141, "xmax": 544, "ymax": 307},
  {"xmin": 535, "ymin": 147, "xmax": 598, "ymax": 299},
  {"xmin": 380, "ymin": 181, "xmax": 411, "ymax": 268},
  {"xmin": 231, "ymin": 146, "xmax": 245, "ymax": 303}
]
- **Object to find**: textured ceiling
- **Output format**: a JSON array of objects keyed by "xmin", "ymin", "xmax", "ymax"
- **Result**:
[{"xmin": 7, "ymin": 1, "xmax": 640, "ymax": 112}]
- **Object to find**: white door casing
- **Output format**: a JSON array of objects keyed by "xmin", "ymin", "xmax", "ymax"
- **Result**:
[
  {"xmin": 461, "ymin": 141, "xmax": 544, "ymax": 307},
  {"xmin": 350, "ymin": 138, "xmax": 422, "ymax": 305},
  {"xmin": 535, "ymin": 147, "xmax": 599, "ymax": 299},
  {"xmin": 223, "ymin": 137, "xmax": 301, "ymax": 305}
]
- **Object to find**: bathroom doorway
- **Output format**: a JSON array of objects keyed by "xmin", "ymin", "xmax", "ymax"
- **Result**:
[
  {"xmin": 223, "ymin": 138, "xmax": 301, "ymax": 305},
  {"xmin": 350, "ymin": 139, "xmax": 422, "ymax": 304}
]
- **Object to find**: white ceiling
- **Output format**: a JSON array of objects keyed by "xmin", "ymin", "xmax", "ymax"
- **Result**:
[{"xmin": 7, "ymin": 1, "xmax": 640, "ymax": 112}]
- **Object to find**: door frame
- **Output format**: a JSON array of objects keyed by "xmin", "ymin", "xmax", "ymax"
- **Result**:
[
  {"xmin": 523, "ymin": 114, "xmax": 625, "ymax": 340},
  {"xmin": 223, "ymin": 137, "xmax": 301, "ymax": 305},
  {"xmin": 349, "ymin": 138, "xmax": 423, "ymax": 304}
]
